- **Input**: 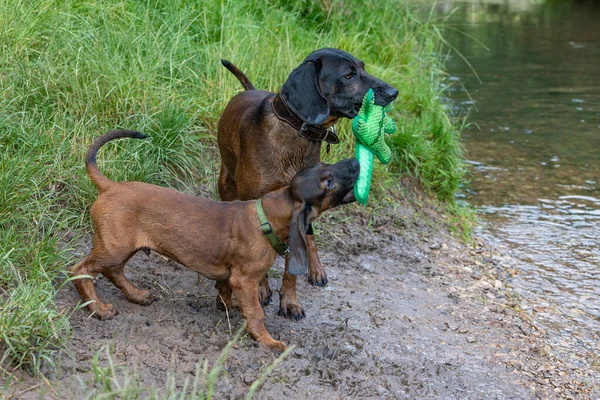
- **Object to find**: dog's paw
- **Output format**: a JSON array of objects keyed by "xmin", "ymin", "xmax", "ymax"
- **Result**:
[
  {"xmin": 278, "ymin": 296, "xmax": 306, "ymax": 321},
  {"xmin": 93, "ymin": 303, "xmax": 118, "ymax": 320},
  {"xmin": 258, "ymin": 283, "xmax": 273, "ymax": 306},
  {"xmin": 307, "ymin": 259, "xmax": 328, "ymax": 287},
  {"xmin": 308, "ymin": 269, "xmax": 328, "ymax": 287},
  {"xmin": 265, "ymin": 339, "xmax": 287, "ymax": 353},
  {"xmin": 134, "ymin": 290, "xmax": 157, "ymax": 306}
]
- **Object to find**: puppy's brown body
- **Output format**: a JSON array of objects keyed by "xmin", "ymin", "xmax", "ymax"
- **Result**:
[
  {"xmin": 218, "ymin": 48, "xmax": 398, "ymax": 319},
  {"xmin": 71, "ymin": 130, "xmax": 359, "ymax": 351}
]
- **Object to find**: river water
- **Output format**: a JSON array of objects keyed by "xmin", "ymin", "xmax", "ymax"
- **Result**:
[{"xmin": 440, "ymin": 0, "xmax": 600, "ymax": 378}]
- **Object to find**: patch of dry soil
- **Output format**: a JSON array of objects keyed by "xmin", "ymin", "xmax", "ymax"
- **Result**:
[{"xmin": 4, "ymin": 189, "xmax": 597, "ymax": 399}]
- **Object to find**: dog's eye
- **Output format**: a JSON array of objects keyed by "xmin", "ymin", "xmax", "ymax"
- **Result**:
[
  {"xmin": 344, "ymin": 73, "xmax": 353, "ymax": 80},
  {"xmin": 325, "ymin": 179, "xmax": 335, "ymax": 190}
]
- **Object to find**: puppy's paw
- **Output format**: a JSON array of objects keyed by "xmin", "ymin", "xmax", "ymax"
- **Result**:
[
  {"xmin": 278, "ymin": 295, "xmax": 306, "ymax": 321},
  {"xmin": 307, "ymin": 258, "xmax": 328, "ymax": 287},
  {"xmin": 258, "ymin": 283, "xmax": 273, "ymax": 306},
  {"xmin": 134, "ymin": 290, "xmax": 157, "ymax": 306},
  {"xmin": 93, "ymin": 303, "xmax": 118, "ymax": 320},
  {"xmin": 308, "ymin": 268, "xmax": 328, "ymax": 287},
  {"xmin": 265, "ymin": 340, "xmax": 287, "ymax": 353}
]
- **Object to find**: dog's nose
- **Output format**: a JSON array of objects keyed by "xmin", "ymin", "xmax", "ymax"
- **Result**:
[
  {"xmin": 349, "ymin": 158, "xmax": 360, "ymax": 175},
  {"xmin": 373, "ymin": 85, "xmax": 399, "ymax": 106},
  {"xmin": 385, "ymin": 86, "xmax": 399, "ymax": 101}
]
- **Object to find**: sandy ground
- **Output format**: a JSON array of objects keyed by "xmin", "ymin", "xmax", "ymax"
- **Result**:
[{"xmin": 2, "ymin": 186, "xmax": 597, "ymax": 399}]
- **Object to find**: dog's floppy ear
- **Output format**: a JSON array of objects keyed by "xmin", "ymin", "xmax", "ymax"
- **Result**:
[
  {"xmin": 287, "ymin": 202, "xmax": 314, "ymax": 275},
  {"xmin": 281, "ymin": 60, "xmax": 330, "ymax": 125}
]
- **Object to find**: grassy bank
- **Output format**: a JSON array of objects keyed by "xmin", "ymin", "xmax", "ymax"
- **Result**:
[{"xmin": 0, "ymin": 0, "xmax": 464, "ymax": 380}]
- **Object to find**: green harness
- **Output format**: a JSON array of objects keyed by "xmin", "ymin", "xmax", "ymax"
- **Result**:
[{"xmin": 256, "ymin": 198, "xmax": 289, "ymax": 258}]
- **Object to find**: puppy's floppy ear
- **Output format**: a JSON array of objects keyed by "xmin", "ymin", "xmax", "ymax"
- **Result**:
[
  {"xmin": 287, "ymin": 202, "xmax": 314, "ymax": 275},
  {"xmin": 280, "ymin": 60, "xmax": 330, "ymax": 125}
]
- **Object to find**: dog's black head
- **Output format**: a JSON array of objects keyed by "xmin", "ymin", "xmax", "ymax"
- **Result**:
[
  {"xmin": 280, "ymin": 48, "xmax": 399, "ymax": 125},
  {"xmin": 286, "ymin": 158, "xmax": 360, "ymax": 275}
]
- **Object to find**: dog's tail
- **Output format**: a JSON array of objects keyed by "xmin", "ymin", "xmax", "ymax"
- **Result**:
[
  {"xmin": 85, "ymin": 130, "xmax": 147, "ymax": 192},
  {"xmin": 221, "ymin": 59, "xmax": 255, "ymax": 91}
]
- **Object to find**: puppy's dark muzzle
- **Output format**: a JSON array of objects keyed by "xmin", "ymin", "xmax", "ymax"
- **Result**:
[
  {"xmin": 335, "ymin": 158, "xmax": 360, "ymax": 205},
  {"xmin": 347, "ymin": 157, "xmax": 360, "ymax": 178}
]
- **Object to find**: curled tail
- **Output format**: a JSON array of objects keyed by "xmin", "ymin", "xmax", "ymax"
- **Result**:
[
  {"xmin": 85, "ymin": 130, "xmax": 147, "ymax": 192},
  {"xmin": 221, "ymin": 59, "xmax": 255, "ymax": 91}
]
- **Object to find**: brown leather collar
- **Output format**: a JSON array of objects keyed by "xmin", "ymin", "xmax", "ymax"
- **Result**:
[{"xmin": 272, "ymin": 93, "xmax": 339, "ymax": 144}]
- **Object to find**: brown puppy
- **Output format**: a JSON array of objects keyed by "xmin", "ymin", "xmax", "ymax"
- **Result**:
[
  {"xmin": 217, "ymin": 48, "xmax": 398, "ymax": 319},
  {"xmin": 70, "ymin": 130, "xmax": 359, "ymax": 351}
]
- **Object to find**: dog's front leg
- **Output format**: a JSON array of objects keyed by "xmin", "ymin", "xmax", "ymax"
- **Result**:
[
  {"xmin": 257, "ymin": 274, "xmax": 273, "ymax": 306},
  {"xmin": 306, "ymin": 233, "xmax": 328, "ymax": 286},
  {"xmin": 278, "ymin": 257, "xmax": 307, "ymax": 320},
  {"xmin": 230, "ymin": 274, "xmax": 286, "ymax": 352}
]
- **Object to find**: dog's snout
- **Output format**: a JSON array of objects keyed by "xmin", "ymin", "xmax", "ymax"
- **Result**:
[
  {"xmin": 372, "ymin": 84, "xmax": 399, "ymax": 106},
  {"xmin": 349, "ymin": 158, "xmax": 360, "ymax": 175},
  {"xmin": 385, "ymin": 86, "xmax": 399, "ymax": 101},
  {"xmin": 339, "ymin": 158, "xmax": 360, "ymax": 182},
  {"xmin": 330, "ymin": 158, "xmax": 360, "ymax": 183}
]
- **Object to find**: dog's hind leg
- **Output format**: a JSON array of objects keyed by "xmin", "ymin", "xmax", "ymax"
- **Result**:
[
  {"xmin": 71, "ymin": 256, "xmax": 118, "ymax": 320},
  {"xmin": 217, "ymin": 163, "xmax": 238, "ymax": 201},
  {"xmin": 102, "ymin": 262, "xmax": 157, "ymax": 306}
]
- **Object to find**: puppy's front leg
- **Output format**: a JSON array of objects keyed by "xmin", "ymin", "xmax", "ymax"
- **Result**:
[
  {"xmin": 229, "ymin": 274, "xmax": 286, "ymax": 352},
  {"xmin": 278, "ymin": 257, "xmax": 306, "ymax": 321},
  {"xmin": 306, "ymin": 233, "xmax": 328, "ymax": 286}
]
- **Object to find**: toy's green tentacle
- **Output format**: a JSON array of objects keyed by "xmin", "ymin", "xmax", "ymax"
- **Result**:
[
  {"xmin": 361, "ymin": 89, "xmax": 375, "ymax": 117},
  {"xmin": 364, "ymin": 127, "xmax": 392, "ymax": 164},
  {"xmin": 383, "ymin": 115, "xmax": 396, "ymax": 134},
  {"xmin": 354, "ymin": 143, "xmax": 373, "ymax": 206},
  {"xmin": 351, "ymin": 88, "xmax": 397, "ymax": 205}
]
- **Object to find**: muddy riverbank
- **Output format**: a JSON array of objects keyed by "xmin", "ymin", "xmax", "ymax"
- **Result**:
[{"xmin": 2, "ymin": 182, "xmax": 596, "ymax": 399}]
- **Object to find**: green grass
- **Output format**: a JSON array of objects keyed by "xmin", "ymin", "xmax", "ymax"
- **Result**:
[{"xmin": 0, "ymin": 0, "xmax": 465, "ymax": 386}]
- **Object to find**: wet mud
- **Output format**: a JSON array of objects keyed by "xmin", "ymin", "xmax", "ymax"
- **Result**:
[{"xmin": 4, "ymin": 185, "xmax": 597, "ymax": 399}]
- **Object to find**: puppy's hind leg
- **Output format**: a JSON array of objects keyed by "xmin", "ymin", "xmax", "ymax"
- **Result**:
[
  {"xmin": 102, "ymin": 262, "xmax": 157, "ymax": 306},
  {"xmin": 71, "ymin": 255, "xmax": 118, "ymax": 320}
]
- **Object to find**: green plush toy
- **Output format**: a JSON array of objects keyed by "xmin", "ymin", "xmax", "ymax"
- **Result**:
[{"xmin": 351, "ymin": 88, "xmax": 397, "ymax": 205}]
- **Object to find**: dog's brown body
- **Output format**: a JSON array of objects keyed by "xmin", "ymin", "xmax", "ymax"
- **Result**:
[
  {"xmin": 217, "ymin": 48, "xmax": 398, "ymax": 319},
  {"xmin": 71, "ymin": 130, "xmax": 359, "ymax": 351}
]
